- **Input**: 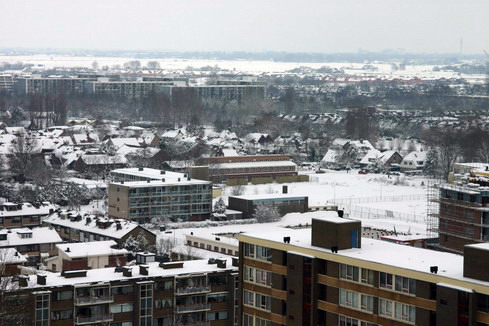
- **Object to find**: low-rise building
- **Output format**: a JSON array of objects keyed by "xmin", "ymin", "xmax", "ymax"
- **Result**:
[
  {"xmin": 228, "ymin": 194, "xmax": 308, "ymax": 219},
  {"xmin": 197, "ymin": 154, "xmax": 298, "ymax": 183},
  {"xmin": 0, "ymin": 227, "xmax": 62, "ymax": 265},
  {"xmin": 45, "ymin": 240, "xmax": 129, "ymax": 273},
  {"xmin": 43, "ymin": 211, "xmax": 156, "ymax": 247},
  {"xmin": 0, "ymin": 202, "xmax": 55, "ymax": 228},
  {"xmin": 0, "ymin": 247, "xmax": 28, "ymax": 276},
  {"xmin": 108, "ymin": 168, "xmax": 212, "ymax": 222},
  {"xmin": 10, "ymin": 257, "xmax": 239, "ymax": 326}
]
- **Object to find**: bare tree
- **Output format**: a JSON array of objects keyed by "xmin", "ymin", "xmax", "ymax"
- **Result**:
[
  {"xmin": 156, "ymin": 238, "xmax": 175, "ymax": 256},
  {"xmin": 9, "ymin": 136, "xmax": 38, "ymax": 183},
  {"xmin": 147, "ymin": 61, "xmax": 161, "ymax": 70},
  {"xmin": 0, "ymin": 250, "xmax": 33, "ymax": 326},
  {"xmin": 253, "ymin": 202, "xmax": 281, "ymax": 223},
  {"xmin": 230, "ymin": 184, "xmax": 245, "ymax": 196}
]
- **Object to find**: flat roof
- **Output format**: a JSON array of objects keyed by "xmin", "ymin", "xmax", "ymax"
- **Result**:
[
  {"xmin": 230, "ymin": 194, "xmax": 307, "ymax": 201},
  {"xmin": 239, "ymin": 228, "xmax": 489, "ymax": 294},
  {"xmin": 216, "ymin": 161, "xmax": 297, "ymax": 169},
  {"xmin": 312, "ymin": 215, "xmax": 358, "ymax": 224},
  {"xmin": 57, "ymin": 241, "xmax": 128, "ymax": 258},
  {"xmin": 25, "ymin": 258, "xmax": 237, "ymax": 288}
]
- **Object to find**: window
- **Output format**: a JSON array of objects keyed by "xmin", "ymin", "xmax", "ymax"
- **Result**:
[
  {"xmin": 209, "ymin": 275, "xmax": 228, "ymax": 285},
  {"xmin": 111, "ymin": 303, "xmax": 134, "ymax": 313},
  {"xmin": 35, "ymin": 294, "xmax": 49, "ymax": 326},
  {"xmin": 380, "ymin": 272, "xmax": 393, "ymax": 289},
  {"xmin": 340, "ymin": 264, "xmax": 374, "ymax": 285},
  {"xmin": 244, "ymin": 243, "xmax": 271, "ymax": 261},
  {"xmin": 53, "ymin": 290, "xmax": 72, "ymax": 301},
  {"xmin": 339, "ymin": 315, "xmax": 377, "ymax": 326},
  {"xmin": 379, "ymin": 299, "xmax": 415, "ymax": 323},
  {"xmin": 112, "ymin": 323, "xmax": 133, "ymax": 326},
  {"xmin": 154, "ymin": 298, "xmax": 173, "ymax": 309},
  {"xmin": 140, "ymin": 283, "xmax": 153, "ymax": 326},
  {"xmin": 339, "ymin": 289, "xmax": 373, "ymax": 313},
  {"xmin": 51, "ymin": 309, "xmax": 72, "ymax": 320},
  {"xmin": 394, "ymin": 276, "xmax": 416, "ymax": 295},
  {"xmin": 208, "ymin": 311, "xmax": 229, "ymax": 321},
  {"xmin": 207, "ymin": 293, "xmax": 228, "ymax": 303},
  {"xmin": 155, "ymin": 280, "xmax": 173, "ymax": 291},
  {"xmin": 243, "ymin": 290, "xmax": 271, "ymax": 311},
  {"xmin": 244, "ymin": 266, "xmax": 272, "ymax": 286},
  {"xmin": 112, "ymin": 285, "xmax": 134, "ymax": 295},
  {"xmin": 243, "ymin": 314, "xmax": 271, "ymax": 326}
]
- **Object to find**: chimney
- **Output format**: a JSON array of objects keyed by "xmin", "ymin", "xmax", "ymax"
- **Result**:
[
  {"xmin": 37, "ymin": 274, "xmax": 47, "ymax": 285},
  {"xmin": 138, "ymin": 167, "xmax": 144, "ymax": 171},
  {"xmin": 121, "ymin": 181, "xmax": 124, "ymax": 184},
  {"xmin": 337, "ymin": 210, "xmax": 344, "ymax": 218},
  {"xmin": 147, "ymin": 180, "xmax": 150, "ymax": 183},
  {"xmin": 283, "ymin": 185, "xmax": 288, "ymax": 194},
  {"xmin": 19, "ymin": 275, "xmax": 29, "ymax": 287},
  {"xmin": 160, "ymin": 170, "xmax": 166, "ymax": 174},
  {"xmin": 178, "ymin": 178, "xmax": 181, "ymax": 182},
  {"xmin": 430, "ymin": 266, "xmax": 438, "ymax": 274},
  {"xmin": 122, "ymin": 266, "xmax": 132, "ymax": 277},
  {"xmin": 216, "ymin": 259, "xmax": 227, "ymax": 269},
  {"xmin": 65, "ymin": 247, "xmax": 70, "ymax": 253},
  {"xmin": 162, "ymin": 178, "xmax": 165, "ymax": 182},
  {"xmin": 283, "ymin": 236, "xmax": 290, "ymax": 244},
  {"xmin": 139, "ymin": 265, "xmax": 149, "ymax": 275}
]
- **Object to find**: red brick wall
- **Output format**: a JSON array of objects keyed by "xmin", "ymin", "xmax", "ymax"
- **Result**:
[{"xmin": 62, "ymin": 258, "xmax": 88, "ymax": 271}]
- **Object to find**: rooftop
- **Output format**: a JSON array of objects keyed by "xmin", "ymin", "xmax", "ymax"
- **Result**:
[
  {"xmin": 230, "ymin": 193, "xmax": 307, "ymax": 201},
  {"xmin": 24, "ymin": 258, "xmax": 237, "ymax": 288},
  {"xmin": 57, "ymin": 240, "xmax": 128, "ymax": 258},
  {"xmin": 0, "ymin": 227, "xmax": 62, "ymax": 246}
]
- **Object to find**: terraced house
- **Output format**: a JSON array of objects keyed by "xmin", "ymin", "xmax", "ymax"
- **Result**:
[{"xmin": 238, "ymin": 212, "xmax": 489, "ymax": 326}]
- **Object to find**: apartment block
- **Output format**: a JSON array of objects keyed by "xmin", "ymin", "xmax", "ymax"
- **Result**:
[
  {"xmin": 84, "ymin": 80, "xmax": 174, "ymax": 99},
  {"xmin": 196, "ymin": 155, "xmax": 298, "ymax": 183},
  {"xmin": 10, "ymin": 256, "xmax": 239, "ymax": 326},
  {"xmin": 16, "ymin": 76, "xmax": 96, "ymax": 95},
  {"xmin": 238, "ymin": 211, "xmax": 489, "ymax": 326},
  {"xmin": 108, "ymin": 168, "xmax": 212, "ymax": 222},
  {"xmin": 437, "ymin": 183, "xmax": 489, "ymax": 254}
]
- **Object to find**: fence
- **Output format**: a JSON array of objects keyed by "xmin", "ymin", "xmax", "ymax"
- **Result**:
[{"xmin": 327, "ymin": 194, "xmax": 426, "ymax": 224}]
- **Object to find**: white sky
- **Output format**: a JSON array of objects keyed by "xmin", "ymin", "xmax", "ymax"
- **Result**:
[{"xmin": 1, "ymin": 0, "xmax": 488, "ymax": 54}]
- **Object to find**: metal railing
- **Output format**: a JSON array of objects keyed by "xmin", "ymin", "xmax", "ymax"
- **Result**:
[
  {"xmin": 75, "ymin": 314, "xmax": 113, "ymax": 324},
  {"xmin": 176, "ymin": 303, "xmax": 211, "ymax": 313},
  {"xmin": 75, "ymin": 295, "xmax": 113, "ymax": 305},
  {"xmin": 176, "ymin": 286, "xmax": 211, "ymax": 295}
]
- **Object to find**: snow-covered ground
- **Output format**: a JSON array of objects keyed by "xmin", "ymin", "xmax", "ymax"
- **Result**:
[{"xmin": 0, "ymin": 54, "xmax": 484, "ymax": 81}]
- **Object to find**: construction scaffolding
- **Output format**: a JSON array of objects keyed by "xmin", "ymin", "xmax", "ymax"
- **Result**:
[{"xmin": 426, "ymin": 179, "xmax": 440, "ymax": 239}]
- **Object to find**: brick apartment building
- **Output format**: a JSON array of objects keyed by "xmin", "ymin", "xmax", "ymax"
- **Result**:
[
  {"xmin": 437, "ymin": 183, "xmax": 489, "ymax": 254},
  {"xmin": 238, "ymin": 211, "xmax": 489, "ymax": 326},
  {"xmin": 108, "ymin": 168, "xmax": 212, "ymax": 222},
  {"xmin": 8, "ymin": 256, "xmax": 239, "ymax": 326},
  {"xmin": 196, "ymin": 155, "xmax": 298, "ymax": 183},
  {"xmin": 0, "ymin": 202, "xmax": 55, "ymax": 228}
]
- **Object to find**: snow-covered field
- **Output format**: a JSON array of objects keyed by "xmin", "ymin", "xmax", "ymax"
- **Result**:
[{"xmin": 0, "ymin": 54, "xmax": 483, "ymax": 80}]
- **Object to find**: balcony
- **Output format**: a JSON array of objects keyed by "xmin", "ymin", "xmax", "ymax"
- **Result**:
[
  {"xmin": 175, "ymin": 322, "xmax": 210, "ymax": 326},
  {"xmin": 75, "ymin": 295, "xmax": 113, "ymax": 306},
  {"xmin": 75, "ymin": 314, "xmax": 113, "ymax": 324},
  {"xmin": 176, "ymin": 303, "xmax": 211, "ymax": 313},
  {"xmin": 176, "ymin": 286, "xmax": 211, "ymax": 295}
]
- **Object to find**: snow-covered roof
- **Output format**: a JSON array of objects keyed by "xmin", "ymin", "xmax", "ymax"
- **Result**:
[
  {"xmin": 221, "ymin": 148, "xmax": 239, "ymax": 157},
  {"xmin": 80, "ymin": 154, "xmax": 127, "ymax": 165},
  {"xmin": 0, "ymin": 248, "xmax": 28, "ymax": 264},
  {"xmin": 106, "ymin": 137, "xmax": 141, "ymax": 148},
  {"xmin": 359, "ymin": 149, "xmax": 382, "ymax": 165},
  {"xmin": 56, "ymin": 240, "xmax": 128, "ymax": 259},
  {"xmin": 44, "ymin": 212, "xmax": 151, "ymax": 240},
  {"xmin": 216, "ymin": 160, "xmax": 297, "ymax": 169},
  {"xmin": 0, "ymin": 202, "xmax": 54, "ymax": 218},
  {"xmin": 0, "ymin": 227, "xmax": 62, "ymax": 247},
  {"xmin": 230, "ymin": 193, "xmax": 307, "ymax": 201},
  {"xmin": 239, "ymin": 227, "xmax": 489, "ymax": 292},
  {"xmin": 312, "ymin": 215, "xmax": 358, "ymax": 224},
  {"xmin": 24, "ymin": 258, "xmax": 237, "ymax": 288}
]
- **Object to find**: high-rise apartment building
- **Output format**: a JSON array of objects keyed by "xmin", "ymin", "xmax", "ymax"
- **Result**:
[{"xmin": 238, "ymin": 212, "xmax": 489, "ymax": 326}]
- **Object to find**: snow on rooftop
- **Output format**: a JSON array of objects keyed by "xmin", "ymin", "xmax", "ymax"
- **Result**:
[
  {"xmin": 0, "ymin": 202, "xmax": 54, "ymax": 217},
  {"xmin": 44, "ymin": 212, "xmax": 150, "ymax": 240},
  {"xmin": 56, "ymin": 240, "xmax": 128, "ymax": 258},
  {"xmin": 312, "ymin": 214, "xmax": 358, "ymax": 224},
  {"xmin": 25, "ymin": 258, "xmax": 237, "ymax": 288},
  {"xmin": 0, "ymin": 248, "xmax": 28, "ymax": 264},
  {"xmin": 216, "ymin": 160, "xmax": 297, "ymax": 169},
  {"xmin": 230, "ymin": 193, "xmax": 307, "ymax": 201},
  {"xmin": 0, "ymin": 227, "xmax": 62, "ymax": 246}
]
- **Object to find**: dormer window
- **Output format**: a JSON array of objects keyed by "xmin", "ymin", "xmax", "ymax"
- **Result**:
[{"xmin": 19, "ymin": 232, "xmax": 32, "ymax": 239}]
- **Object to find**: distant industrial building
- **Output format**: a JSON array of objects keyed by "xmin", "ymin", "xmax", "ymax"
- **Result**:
[{"xmin": 228, "ymin": 194, "xmax": 309, "ymax": 219}]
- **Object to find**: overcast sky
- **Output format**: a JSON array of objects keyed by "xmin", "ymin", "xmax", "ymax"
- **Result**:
[{"xmin": 1, "ymin": 0, "xmax": 488, "ymax": 54}]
